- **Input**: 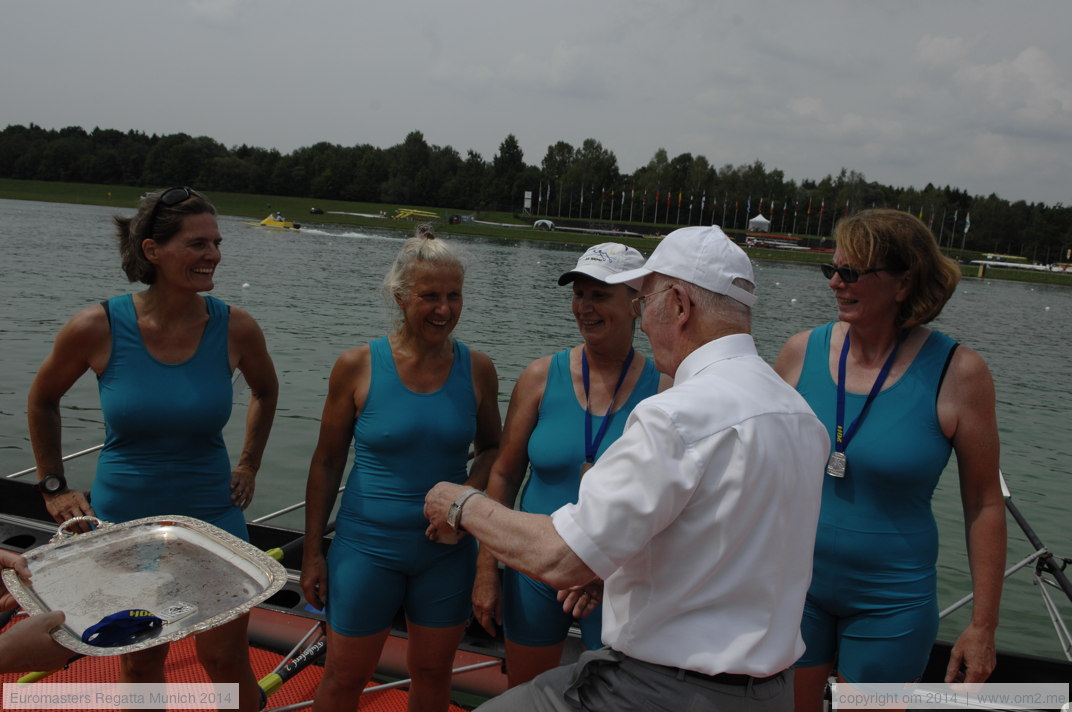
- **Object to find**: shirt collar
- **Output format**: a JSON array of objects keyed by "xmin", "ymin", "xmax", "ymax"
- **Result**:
[{"xmin": 674, "ymin": 333, "xmax": 758, "ymax": 383}]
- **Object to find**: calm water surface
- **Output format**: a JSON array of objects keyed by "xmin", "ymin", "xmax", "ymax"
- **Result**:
[{"xmin": 0, "ymin": 199, "xmax": 1068, "ymax": 657}]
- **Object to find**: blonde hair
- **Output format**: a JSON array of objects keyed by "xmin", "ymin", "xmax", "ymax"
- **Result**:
[
  {"xmin": 834, "ymin": 208, "xmax": 960, "ymax": 328},
  {"xmin": 382, "ymin": 228, "xmax": 465, "ymax": 327}
]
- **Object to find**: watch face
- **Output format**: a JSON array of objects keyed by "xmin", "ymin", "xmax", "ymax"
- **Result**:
[{"xmin": 40, "ymin": 475, "xmax": 67, "ymax": 493}]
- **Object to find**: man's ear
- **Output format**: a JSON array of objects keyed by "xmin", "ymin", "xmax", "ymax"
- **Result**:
[{"xmin": 670, "ymin": 283, "xmax": 691, "ymax": 323}]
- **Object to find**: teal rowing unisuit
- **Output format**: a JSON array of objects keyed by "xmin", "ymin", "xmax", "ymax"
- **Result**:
[
  {"xmin": 93, "ymin": 294, "xmax": 247, "ymax": 539},
  {"xmin": 794, "ymin": 321, "xmax": 958, "ymax": 682},
  {"xmin": 328, "ymin": 337, "xmax": 478, "ymax": 636}
]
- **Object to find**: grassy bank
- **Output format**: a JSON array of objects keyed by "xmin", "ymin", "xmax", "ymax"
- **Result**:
[{"xmin": 3, "ymin": 178, "xmax": 1070, "ymax": 287}]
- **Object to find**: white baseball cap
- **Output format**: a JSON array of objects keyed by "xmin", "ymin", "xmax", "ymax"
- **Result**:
[
  {"xmin": 558, "ymin": 243, "xmax": 646, "ymax": 290},
  {"xmin": 605, "ymin": 226, "xmax": 757, "ymax": 306}
]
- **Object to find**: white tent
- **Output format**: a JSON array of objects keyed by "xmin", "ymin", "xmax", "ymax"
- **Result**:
[{"xmin": 747, "ymin": 214, "xmax": 771, "ymax": 232}]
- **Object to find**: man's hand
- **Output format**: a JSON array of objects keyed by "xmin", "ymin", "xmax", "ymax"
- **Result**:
[
  {"xmin": 423, "ymin": 482, "xmax": 468, "ymax": 541},
  {"xmin": 1, "ymin": 550, "xmax": 32, "ymax": 610},
  {"xmin": 0, "ymin": 611, "xmax": 74, "ymax": 674}
]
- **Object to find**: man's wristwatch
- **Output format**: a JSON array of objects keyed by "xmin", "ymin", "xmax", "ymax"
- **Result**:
[
  {"xmin": 35, "ymin": 474, "xmax": 69, "ymax": 495},
  {"xmin": 446, "ymin": 487, "xmax": 485, "ymax": 531}
]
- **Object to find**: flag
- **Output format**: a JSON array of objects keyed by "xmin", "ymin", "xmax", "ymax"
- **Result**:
[
  {"xmin": 678, "ymin": 191, "xmax": 683, "ymax": 208},
  {"xmin": 807, "ymin": 198, "xmax": 812, "ymax": 215},
  {"xmin": 746, "ymin": 195, "xmax": 751, "ymax": 217},
  {"xmin": 964, "ymin": 212, "xmax": 971, "ymax": 234}
]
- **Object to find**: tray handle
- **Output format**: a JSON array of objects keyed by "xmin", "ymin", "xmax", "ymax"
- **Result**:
[{"xmin": 52, "ymin": 516, "xmax": 107, "ymax": 541}]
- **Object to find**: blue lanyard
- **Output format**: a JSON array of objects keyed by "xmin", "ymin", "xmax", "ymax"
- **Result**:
[
  {"xmin": 834, "ymin": 331, "xmax": 903, "ymax": 454},
  {"xmin": 582, "ymin": 347, "xmax": 635, "ymax": 463},
  {"xmin": 81, "ymin": 609, "xmax": 163, "ymax": 647}
]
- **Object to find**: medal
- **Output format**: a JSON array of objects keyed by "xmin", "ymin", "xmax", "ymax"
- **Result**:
[
  {"xmin": 826, "ymin": 451, "xmax": 847, "ymax": 478},
  {"xmin": 829, "ymin": 329, "xmax": 905, "ymax": 479}
]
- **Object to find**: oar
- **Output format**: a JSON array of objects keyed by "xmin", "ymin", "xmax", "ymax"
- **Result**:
[
  {"xmin": 257, "ymin": 630, "xmax": 327, "ymax": 702},
  {"xmin": 265, "ymin": 520, "xmax": 336, "ymax": 564},
  {"xmin": 5, "ymin": 445, "xmax": 104, "ymax": 480},
  {"xmin": 1000, "ymin": 472, "xmax": 1072, "ymax": 602},
  {"xmin": 259, "ymin": 660, "xmax": 504, "ymax": 712}
]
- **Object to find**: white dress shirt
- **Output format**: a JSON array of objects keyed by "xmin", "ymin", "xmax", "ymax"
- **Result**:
[{"xmin": 552, "ymin": 333, "xmax": 829, "ymax": 676}]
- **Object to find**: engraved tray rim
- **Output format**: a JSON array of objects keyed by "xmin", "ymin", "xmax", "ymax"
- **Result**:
[{"xmin": 1, "ymin": 515, "xmax": 287, "ymax": 656}]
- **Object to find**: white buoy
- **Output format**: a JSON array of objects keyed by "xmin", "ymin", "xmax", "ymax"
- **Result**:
[{"xmin": 242, "ymin": 283, "xmax": 250, "ymax": 288}]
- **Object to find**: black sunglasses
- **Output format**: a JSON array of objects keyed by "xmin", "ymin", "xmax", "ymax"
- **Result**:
[
  {"xmin": 144, "ymin": 186, "xmax": 196, "ymax": 238},
  {"xmin": 820, "ymin": 263, "xmax": 898, "ymax": 283}
]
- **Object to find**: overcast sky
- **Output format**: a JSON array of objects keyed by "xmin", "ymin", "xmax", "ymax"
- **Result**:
[{"xmin": 3, "ymin": 0, "xmax": 1070, "ymax": 206}]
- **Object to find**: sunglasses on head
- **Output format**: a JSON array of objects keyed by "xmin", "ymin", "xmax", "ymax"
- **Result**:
[
  {"xmin": 144, "ymin": 186, "xmax": 196, "ymax": 238},
  {"xmin": 820, "ymin": 263, "xmax": 899, "ymax": 283}
]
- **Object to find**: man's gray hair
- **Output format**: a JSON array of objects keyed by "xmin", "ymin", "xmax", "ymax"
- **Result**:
[{"xmin": 675, "ymin": 277, "xmax": 753, "ymax": 331}]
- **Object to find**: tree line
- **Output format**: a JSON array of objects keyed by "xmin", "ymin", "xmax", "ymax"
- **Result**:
[{"xmin": 2, "ymin": 122, "xmax": 1070, "ymax": 263}]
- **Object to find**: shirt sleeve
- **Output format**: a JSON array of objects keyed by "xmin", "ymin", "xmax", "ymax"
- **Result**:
[{"xmin": 551, "ymin": 400, "xmax": 708, "ymax": 580}]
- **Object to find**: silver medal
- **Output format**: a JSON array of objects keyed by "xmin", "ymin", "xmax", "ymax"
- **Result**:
[{"xmin": 826, "ymin": 451, "xmax": 847, "ymax": 478}]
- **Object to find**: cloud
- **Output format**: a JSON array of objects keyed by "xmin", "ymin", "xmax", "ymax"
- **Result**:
[{"xmin": 188, "ymin": 0, "xmax": 247, "ymax": 26}]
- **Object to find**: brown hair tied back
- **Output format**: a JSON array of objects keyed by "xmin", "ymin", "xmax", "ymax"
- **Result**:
[{"xmin": 113, "ymin": 188, "xmax": 216, "ymax": 284}]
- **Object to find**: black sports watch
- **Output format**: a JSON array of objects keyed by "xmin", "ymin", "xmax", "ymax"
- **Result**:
[{"xmin": 35, "ymin": 474, "xmax": 69, "ymax": 495}]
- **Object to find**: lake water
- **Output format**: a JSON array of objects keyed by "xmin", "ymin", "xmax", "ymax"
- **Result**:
[{"xmin": 0, "ymin": 198, "xmax": 1068, "ymax": 658}]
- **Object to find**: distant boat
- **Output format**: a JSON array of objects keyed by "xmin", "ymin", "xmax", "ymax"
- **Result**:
[
  {"xmin": 247, "ymin": 213, "xmax": 302, "ymax": 231},
  {"xmin": 744, "ymin": 233, "xmax": 811, "ymax": 251},
  {"xmin": 392, "ymin": 208, "xmax": 441, "ymax": 221}
]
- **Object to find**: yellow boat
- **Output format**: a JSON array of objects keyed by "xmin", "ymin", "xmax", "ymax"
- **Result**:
[{"xmin": 247, "ymin": 213, "xmax": 302, "ymax": 230}]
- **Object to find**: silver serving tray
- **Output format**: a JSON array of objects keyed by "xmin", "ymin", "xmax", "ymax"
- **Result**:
[{"xmin": 1, "ymin": 515, "xmax": 287, "ymax": 656}]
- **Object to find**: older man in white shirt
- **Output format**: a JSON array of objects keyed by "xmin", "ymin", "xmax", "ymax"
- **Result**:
[{"xmin": 426, "ymin": 225, "xmax": 829, "ymax": 711}]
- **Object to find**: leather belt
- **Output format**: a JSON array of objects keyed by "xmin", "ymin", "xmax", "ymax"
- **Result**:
[
  {"xmin": 625, "ymin": 655, "xmax": 785, "ymax": 687},
  {"xmin": 684, "ymin": 669, "xmax": 784, "ymax": 686}
]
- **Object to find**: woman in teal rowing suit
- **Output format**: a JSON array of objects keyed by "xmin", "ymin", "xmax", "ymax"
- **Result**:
[
  {"xmin": 300, "ymin": 229, "xmax": 501, "ymax": 712},
  {"xmin": 774, "ymin": 209, "xmax": 1006, "ymax": 706},
  {"xmin": 472, "ymin": 243, "xmax": 670, "ymax": 687},
  {"xmin": 28, "ymin": 187, "xmax": 278, "ymax": 712}
]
